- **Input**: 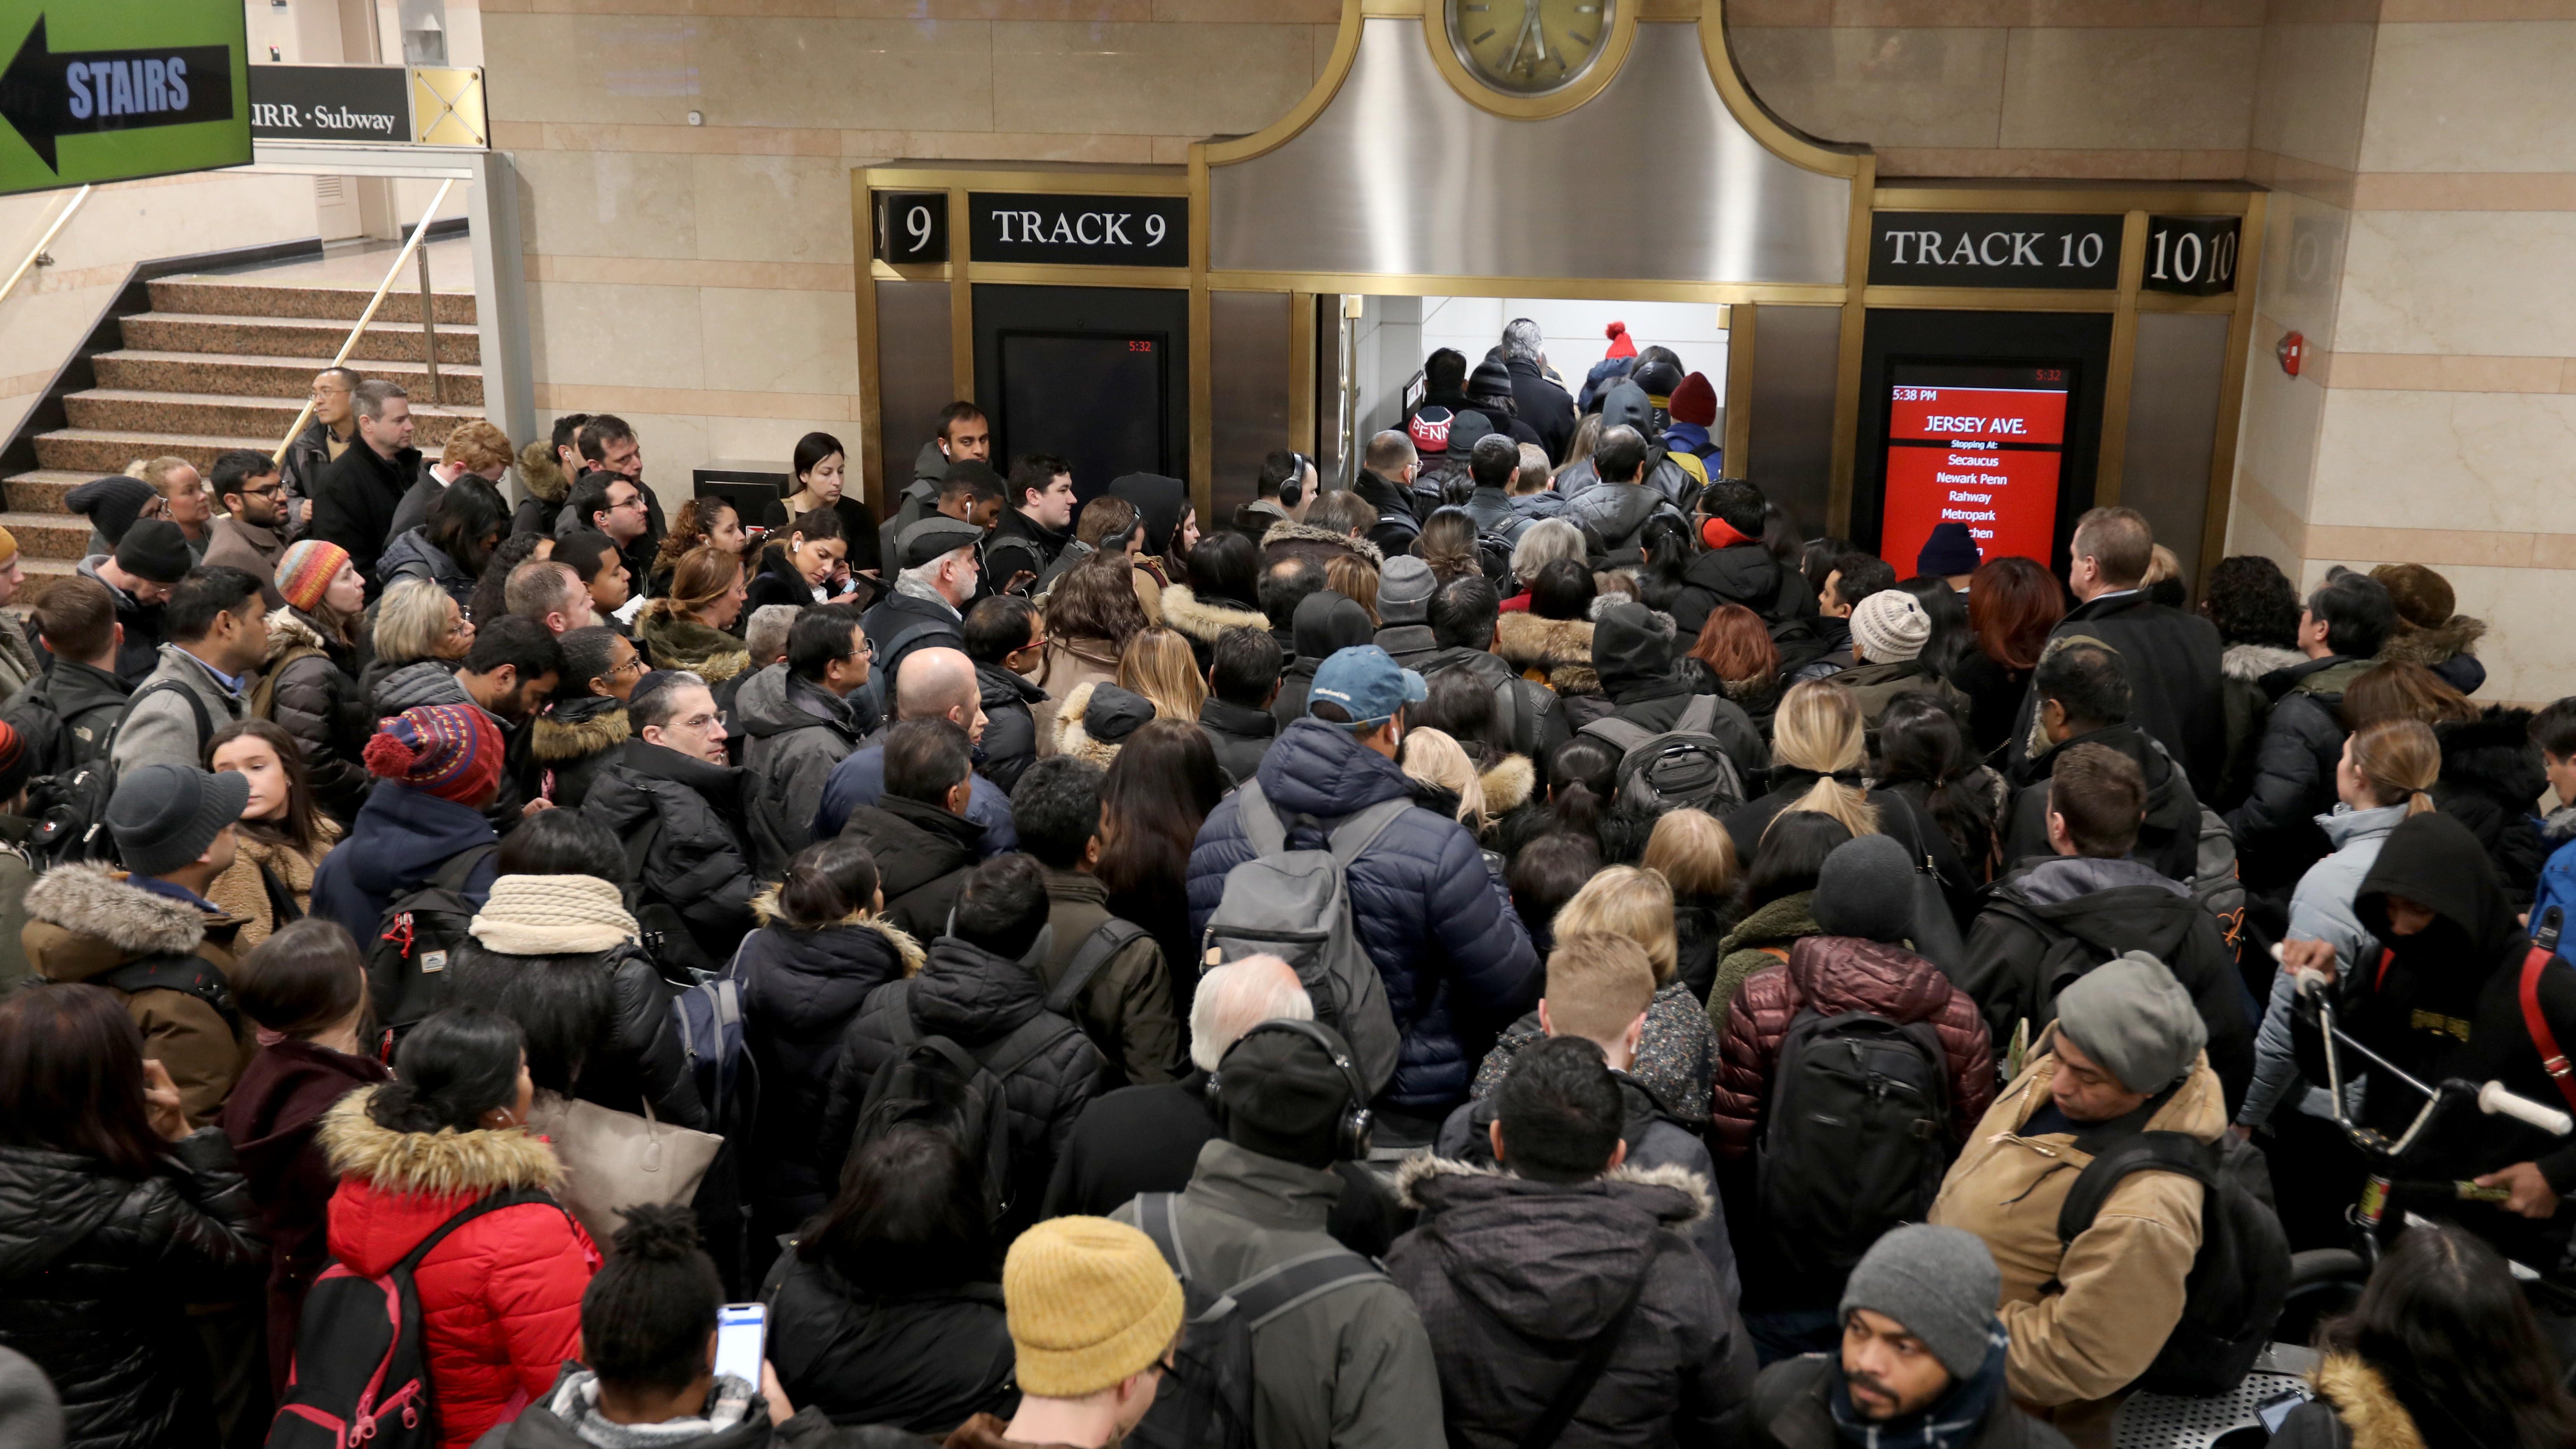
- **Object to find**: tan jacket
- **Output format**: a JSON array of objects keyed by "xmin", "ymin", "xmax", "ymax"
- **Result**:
[
  {"xmin": 23, "ymin": 864, "xmax": 255, "ymax": 1126},
  {"xmin": 205, "ymin": 831, "xmax": 336, "ymax": 953},
  {"xmin": 1927, "ymin": 1033, "xmax": 2223, "ymax": 1416},
  {"xmin": 1030, "ymin": 636, "xmax": 1121, "ymax": 756}
]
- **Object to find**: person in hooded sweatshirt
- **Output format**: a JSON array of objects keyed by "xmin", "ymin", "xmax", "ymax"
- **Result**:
[
  {"xmin": 2000, "ymin": 638, "xmax": 2213, "ymax": 888},
  {"xmin": 1959, "ymin": 742, "xmax": 2252, "ymax": 1112},
  {"xmin": 1558, "ymin": 381, "xmax": 1690, "ymax": 509},
  {"xmin": 1669, "ymin": 480, "xmax": 1813, "ymax": 641},
  {"xmin": 1271, "ymin": 588, "xmax": 1376, "ymax": 729},
  {"xmin": 1390, "ymin": 1034, "xmax": 1752, "ymax": 1449},
  {"xmin": 2289, "ymin": 809, "xmax": 2576, "ymax": 1273},
  {"xmin": 735, "ymin": 605, "xmax": 875, "ymax": 876},
  {"xmin": 308, "ymin": 703, "xmax": 505, "ymax": 973},
  {"xmin": 817, "ymin": 853, "xmax": 1108, "ymax": 1241},
  {"xmin": 963, "ymin": 595, "xmax": 1048, "ymax": 795},
  {"xmin": 1588, "ymin": 600, "xmax": 1765, "ymax": 785},
  {"xmin": 889, "ymin": 404, "xmax": 988, "ymax": 540}
]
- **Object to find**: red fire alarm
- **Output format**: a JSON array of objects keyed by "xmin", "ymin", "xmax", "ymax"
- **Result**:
[{"xmin": 2277, "ymin": 331, "xmax": 2304, "ymax": 377}]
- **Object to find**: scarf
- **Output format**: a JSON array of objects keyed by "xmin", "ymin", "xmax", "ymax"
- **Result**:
[
  {"xmin": 1827, "ymin": 1322, "xmax": 2009, "ymax": 1449},
  {"xmin": 469, "ymin": 873, "xmax": 642, "ymax": 955},
  {"xmin": 893, "ymin": 573, "xmax": 962, "ymax": 617},
  {"xmin": 542, "ymin": 1366, "xmax": 758, "ymax": 1447}
]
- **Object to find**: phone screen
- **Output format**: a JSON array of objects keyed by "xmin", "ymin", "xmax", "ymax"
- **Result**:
[{"xmin": 714, "ymin": 1303, "xmax": 766, "ymax": 1386}]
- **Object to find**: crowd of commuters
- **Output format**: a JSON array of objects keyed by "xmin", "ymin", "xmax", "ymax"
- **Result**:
[{"xmin": 0, "ymin": 324, "xmax": 2574, "ymax": 1449}]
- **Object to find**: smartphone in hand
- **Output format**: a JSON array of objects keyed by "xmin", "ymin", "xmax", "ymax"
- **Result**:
[{"xmin": 714, "ymin": 1303, "xmax": 767, "ymax": 1386}]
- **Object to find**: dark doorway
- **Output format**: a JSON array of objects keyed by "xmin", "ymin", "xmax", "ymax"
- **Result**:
[{"xmin": 973, "ymin": 284, "xmax": 1190, "ymax": 505}]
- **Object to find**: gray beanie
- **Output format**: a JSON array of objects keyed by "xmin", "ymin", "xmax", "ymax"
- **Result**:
[
  {"xmin": 1840, "ymin": 1224, "xmax": 2001, "ymax": 1381},
  {"xmin": 107, "ymin": 763, "xmax": 250, "ymax": 878},
  {"xmin": 1811, "ymin": 834, "xmax": 1917, "ymax": 945},
  {"xmin": 1377, "ymin": 555, "xmax": 1436, "ymax": 626},
  {"xmin": 2054, "ymin": 950, "xmax": 2208, "ymax": 1094}
]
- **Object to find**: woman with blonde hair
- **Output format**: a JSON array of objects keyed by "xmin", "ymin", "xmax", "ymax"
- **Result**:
[
  {"xmin": 1325, "ymin": 553, "xmax": 1380, "ymax": 626},
  {"xmin": 635, "ymin": 545, "xmax": 751, "ymax": 682},
  {"xmin": 1645, "ymin": 808, "xmax": 1739, "ymax": 1001},
  {"xmin": 361, "ymin": 575, "xmax": 474, "ymax": 712},
  {"xmin": 1724, "ymin": 680, "xmax": 1882, "ymax": 855},
  {"xmin": 1116, "ymin": 626, "xmax": 1206, "ymax": 723},
  {"xmin": 1468, "ymin": 864, "xmax": 1718, "ymax": 1121},
  {"xmin": 1397, "ymin": 727, "xmax": 1489, "ymax": 835}
]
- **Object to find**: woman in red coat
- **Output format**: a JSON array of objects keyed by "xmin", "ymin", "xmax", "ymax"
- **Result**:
[{"xmin": 318, "ymin": 1007, "xmax": 597, "ymax": 1449}]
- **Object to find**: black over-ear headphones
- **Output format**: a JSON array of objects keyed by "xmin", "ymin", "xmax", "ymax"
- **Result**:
[
  {"xmin": 1204, "ymin": 1017, "xmax": 1373, "ymax": 1161},
  {"xmin": 1277, "ymin": 452, "xmax": 1310, "ymax": 511}
]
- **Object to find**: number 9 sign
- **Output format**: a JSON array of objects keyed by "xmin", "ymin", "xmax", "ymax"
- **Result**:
[{"xmin": 876, "ymin": 191, "xmax": 948, "ymax": 263}]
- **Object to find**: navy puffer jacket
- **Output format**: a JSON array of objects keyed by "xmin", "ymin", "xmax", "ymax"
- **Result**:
[{"xmin": 1187, "ymin": 718, "xmax": 1540, "ymax": 1112}]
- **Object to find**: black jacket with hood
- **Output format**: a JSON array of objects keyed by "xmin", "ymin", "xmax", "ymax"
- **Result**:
[
  {"xmin": 1353, "ymin": 468, "xmax": 1423, "ymax": 557},
  {"xmin": 2007, "ymin": 591, "xmax": 2225, "ymax": 798},
  {"xmin": 3, "ymin": 653, "xmax": 133, "ymax": 775},
  {"xmin": 973, "ymin": 662, "xmax": 1047, "ymax": 795},
  {"xmin": 1959, "ymin": 855, "xmax": 2253, "ymax": 1112},
  {"xmin": 1197, "ymin": 696, "xmax": 1277, "ymax": 788},
  {"xmin": 1386, "ymin": 1156, "xmax": 1752, "ymax": 1449},
  {"xmin": 2004, "ymin": 722, "xmax": 2207, "ymax": 887},
  {"xmin": 2225, "ymin": 653, "xmax": 2369, "ymax": 893},
  {"xmin": 1589, "ymin": 604, "xmax": 1765, "ymax": 785},
  {"xmin": 578, "ymin": 738, "xmax": 760, "ymax": 968},
  {"xmin": 2432, "ymin": 707, "xmax": 2547, "ymax": 907},
  {"xmin": 1670, "ymin": 541, "xmax": 1818, "ymax": 640},
  {"xmin": 1271, "ymin": 591, "xmax": 1376, "ymax": 730},
  {"xmin": 2292, "ymin": 811, "xmax": 2576, "ymax": 1267},
  {"xmin": 764, "ymin": 1249, "xmax": 1013, "ymax": 1435}
]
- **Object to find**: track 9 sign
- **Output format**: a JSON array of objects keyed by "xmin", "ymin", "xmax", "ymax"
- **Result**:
[{"xmin": 874, "ymin": 191, "xmax": 948, "ymax": 264}]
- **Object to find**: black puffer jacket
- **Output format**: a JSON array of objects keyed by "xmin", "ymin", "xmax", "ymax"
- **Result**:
[
  {"xmin": 2006, "ymin": 723, "xmax": 2205, "ymax": 887},
  {"xmin": 815, "ymin": 936, "xmax": 1107, "ymax": 1235},
  {"xmin": 1670, "ymin": 541, "xmax": 1816, "ymax": 638},
  {"xmin": 531, "ymin": 697, "xmax": 627, "ymax": 809},
  {"xmin": 974, "ymin": 662, "xmax": 1046, "ymax": 795},
  {"xmin": 1386, "ymin": 1156, "xmax": 1752, "ymax": 1449},
  {"xmin": 838, "ymin": 796, "xmax": 982, "ymax": 945},
  {"xmin": 0, "ymin": 1129, "xmax": 267, "ymax": 1449},
  {"xmin": 376, "ymin": 526, "xmax": 479, "ymax": 607},
  {"xmin": 2224, "ymin": 654, "xmax": 2368, "ymax": 893},
  {"xmin": 262, "ymin": 608, "xmax": 372, "ymax": 822},
  {"xmin": 579, "ymin": 739, "xmax": 759, "ymax": 970},
  {"xmin": 734, "ymin": 891, "xmax": 922, "ymax": 1226},
  {"xmin": 2433, "ymin": 707, "xmax": 2547, "ymax": 908},
  {"xmin": 765, "ymin": 1254, "xmax": 1013, "ymax": 1434},
  {"xmin": 446, "ymin": 931, "xmax": 707, "ymax": 1132}
]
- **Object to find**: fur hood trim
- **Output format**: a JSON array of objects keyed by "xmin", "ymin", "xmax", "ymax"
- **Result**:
[
  {"xmin": 2379, "ymin": 614, "xmax": 2485, "ymax": 666},
  {"xmin": 1480, "ymin": 753, "xmax": 1536, "ymax": 814},
  {"xmin": 1392, "ymin": 1152, "xmax": 1715, "ymax": 1227},
  {"xmin": 746, "ymin": 887, "xmax": 927, "ymax": 974},
  {"xmin": 319, "ymin": 1086, "xmax": 567, "ymax": 1197},
  {"xmin": 1589, "ymin": 595, "xmax": 1677, "ymax": 636},
  {"xmin": 1261, "ymin": 519, "xmax": 1384, "ymax": 568},
  {"xmin": 2223, "ymin": 643, "xmax": 2305, "ymax": 683},
  {"xmin": 1051, "ymin": 681, "xmax": 1125, "ymax": 768},
  {"xmin": 517, "ymin": 440, "xmax": 571, "ymax": 504},
  {"xmin": 1156, "ymin": 584, "xmax": 1268, "ymax": 644},
  {"xmin": 533, "ymin": 703, "xmax": 630, "ymax": 762},
  {"xmin": 23, "ymin": 863, "xmax": 206, "ymax": 956},
  {"xmin": 2312, "ymin": 1354, "xmax": 2426, "ymax": 1449},
  {"xmin": 1493, "ymin": 611, "xmax": 1601, "ymax": 696},
  {"xmin": 265, "ymin": 608, "xmax": 330, "ymax": 660}
]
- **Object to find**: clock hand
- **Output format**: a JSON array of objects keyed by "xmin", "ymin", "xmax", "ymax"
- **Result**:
[{"xmin": 1504, "ymin": 0, "xmax": 1548, "ymax": 75}]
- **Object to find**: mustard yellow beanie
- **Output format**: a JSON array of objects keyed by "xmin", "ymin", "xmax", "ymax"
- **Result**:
[{"xmin": 1003, "ymin": 1216, "xmax": 1184, "ymax": 1398}]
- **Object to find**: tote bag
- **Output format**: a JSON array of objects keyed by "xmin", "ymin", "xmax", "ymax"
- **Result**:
[{"xmin": 526, "ymin": 1094, "xmax": 723, "ymax": 1247}]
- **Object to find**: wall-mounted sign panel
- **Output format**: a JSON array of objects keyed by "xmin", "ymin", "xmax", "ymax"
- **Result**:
[
  {"xmin": 247, "ymin": 64, "xmax": 486, "ymax": 148},
  {"xmin": 968, "ymin": 192, "xmax": 1187, "ymax": 268},
  {"xmin": 874, "ymin": 190, "xmax": 947, "ymax": 263},
  {"xmin": 1869, "ymin": 212, "xmax": 2122, "ymax": 290},
  {"xmin": 2141, "ymin": 215, "xmax": 2239, "ymax": 297},
  {"xmin": 1877, "ymin": 361, "xmax": 2073, "ymax": 573},
  {"xmin": 0, "ymin": 2, "xmax": 251, "ymax": 196}
]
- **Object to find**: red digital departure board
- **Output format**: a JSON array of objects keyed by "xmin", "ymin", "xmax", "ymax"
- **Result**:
[{"xmin": 1878, "ymin": 363, "xmax": 2072, "ymax": 573}]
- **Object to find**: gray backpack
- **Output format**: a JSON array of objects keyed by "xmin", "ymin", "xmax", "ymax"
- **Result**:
[
  {"xmin": 1577, "ymin": 695, "xmax": 1746, "ymax": 815},
  {"xmin": 1198, "ymin": 780, "xmax": 1408, "ymax": 1098}
]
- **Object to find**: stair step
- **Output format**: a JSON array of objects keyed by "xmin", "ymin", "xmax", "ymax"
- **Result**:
[
  {"xmin": 149, "ymin": 277, "xmax": 476, "ymax": 327},
  {"xmin": 4, "ymin": 470, "xmax": 118, "ymax": 515},
  {"xmin": 7, "ymin": 557, "xmax": 87, "ymax": 610},
  {"xmin": 0, "ymin": 511, "xmax": 101, "ymax": 561},
  {"xmin": 33, "ymin": 427, "xmax": 297, "ymax": 475},
  {"xmin": 119, "ymin": 312, "xmax": 481, "ymax": 366},
  {"xmin": 92, "ymin": 350, "xmax": 483, "ymax": 407},
  {"xmin": 63, "ymin": 389, "xmax": 480, "ymax": 445}
]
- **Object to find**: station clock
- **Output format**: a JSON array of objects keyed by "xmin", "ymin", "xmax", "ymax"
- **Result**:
[{"xmin": 1446, "ymin": 0, "xmax": 1618, "ymax": 97}]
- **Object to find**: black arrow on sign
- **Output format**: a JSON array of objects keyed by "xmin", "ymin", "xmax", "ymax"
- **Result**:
[{"xmin": 0, "ymin": 15, "xmax": 235, "ymax": 172}]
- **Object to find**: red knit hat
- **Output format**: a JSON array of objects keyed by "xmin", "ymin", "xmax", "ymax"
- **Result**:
[
  {"xmin": 1603, "ymin": 321, "xmax": 1636, "ymax": 361},
  {"xmin": 1670, "ymin": 371, "xmax": 1718, "ymax": 427},
  {"xmin": 363, "ymin": 704, "xmax": 504, "ymax": 807}
]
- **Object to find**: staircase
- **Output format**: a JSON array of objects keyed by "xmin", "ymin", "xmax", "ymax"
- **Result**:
[{"xmin": 5, "ymin": 267, "xmax": 486, "ymax": 603}]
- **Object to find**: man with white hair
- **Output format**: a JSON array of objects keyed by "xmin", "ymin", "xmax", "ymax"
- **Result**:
[
  {"xmin": 864, "ymin": 514, "xmax": 981, "ymax": 698},
  {"xmin": 1041, "ymin": 955, "xmax": 1397, "ymax": 1255},
  {"xmin": 809, "ymin": 644, "xmax": 1014, "ymax": 854},
  {"xmin": 1501, "ymin": 319, "xmax": 1577, "ymax": 464}
]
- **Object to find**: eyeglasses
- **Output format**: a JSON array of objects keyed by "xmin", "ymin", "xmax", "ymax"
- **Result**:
[
  {"xmin": 233, "ymin": 484, "xmax": 284, "ymax": 501},
  {"xmin": 610, "ymin": 655, "xmax": 647, "ymax": 677},
  {"xmin": 610, "ymin": 495, "xmax": 647, "ymax": 512}
]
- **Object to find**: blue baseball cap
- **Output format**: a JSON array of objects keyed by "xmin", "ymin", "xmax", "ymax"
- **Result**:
[{"xmin": 1308, "ymin": 645, "xmax": 1426, "ymax": 728}]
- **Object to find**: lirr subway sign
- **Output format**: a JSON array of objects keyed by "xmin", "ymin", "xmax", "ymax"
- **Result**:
[
  {"xmin": 249, "ymin": 65, "xmax": 490, "ymax": 148},
  {"xmin": 0, "ymin": 0, "xmax": 252, "ymax": 197}
]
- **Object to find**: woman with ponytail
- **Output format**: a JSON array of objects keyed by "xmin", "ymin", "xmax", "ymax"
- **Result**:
[
  {"xmin": 319, "ymin": 1007, "xmax": 596, "ymax": 1449},
  {"xmin": 734, "ymin": 836, "xmax": 924, "ymax": 1241},
  {"xmin": 1497, "ymin": 735, "xmax": 1654, "ymax": 864},
  {"xmin": 2239, "ymin": 718, "xmax": 2440, "ymax": 1156},
  {"xmin": 1722, "ymin": 680, "xmax": 1889, "ymax": 857}
]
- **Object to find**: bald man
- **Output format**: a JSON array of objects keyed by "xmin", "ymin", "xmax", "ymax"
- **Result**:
[{"xmin": 809, "ymin": 644, "xmax": 1011, "ymax": 853}]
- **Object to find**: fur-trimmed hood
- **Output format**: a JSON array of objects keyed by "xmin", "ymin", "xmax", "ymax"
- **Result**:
[
  {"xmin": 1393, "ymin": 1152, "xmax": 1715, "ymax": 1227},
  {"xmin": 746, "ymin": 887, "xmax": 927, "ymax": 975},
  {"xmin": 1260, "ymin": 519, "xmax": 1384, "ymax": 568},
  {"xmin": 318, "ymin": 1086, "xmax": 567, "ymax": 1199},
  {"xmin": 1493, "ymin": 610, "xmax": 1600, "ymax": 696},
  {"xmin": 23, "ymin": 863, "xmax": 212, "ymax": 981},
  {"xmin": 1156, "ymin": 583, "xmax": 1268, "ymax": 645},
  {"xmin": 264, "ymin": 605, "xmax": 334, "ymax": 662},
  {"xmin": 1050, "ymin": 680, "xmax": 1126, "ymax": 768},
  {"xmin": 517, "ymin": 440, "xmax": 571, "ymax": 504},
  {"xmin": 2311, "ymin": 1353, "xmax": 2426, "ymax": 1449},
  {"xmin": 1480, "ymin": 752, "xmax": 1536, "ymax": 814},
  {"xmin": 635, "ymin": 607, "xmax": 751, "ymax": 683},
  {"xmin": 2223, "ymin": 642, "xmax": 2305, "ymax": 683},
  {"xmin": 2379, "ymin": 613, "xmax": 2485, "ymax": 667},
  {"xmin": 533, "ymin": 697, "xmax": 630, "ymax": 762}
]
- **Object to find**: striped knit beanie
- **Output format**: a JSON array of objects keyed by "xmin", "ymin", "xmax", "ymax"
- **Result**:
[
  {"xmin": 362, "ymin": 704, "xmax": 503, "ymax": 807},
  {"xmin": 276, "ymin": 540, "xmax": 351, "ymax": 613}
]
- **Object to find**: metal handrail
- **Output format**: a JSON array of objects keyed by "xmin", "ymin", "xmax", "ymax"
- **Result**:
[
  {"xmin": 0, "ymin": 184, "xmax": 92, "ymax": 310},
  {"xmin": 270, "ymin": 177, "xmax": 457, "ymax": 465}
]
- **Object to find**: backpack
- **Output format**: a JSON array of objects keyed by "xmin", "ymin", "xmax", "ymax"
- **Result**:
[
  {"xmin": 267, "ymin": 1188, "xmax": 561, "ymax": 1449},
  {"xmin": 362, "ymin": 844, "xmax": 500, "ymax": 1048},
  {"xmin": 1756, "ymin": 1007, "xmax": 1953, "ymax": 1278},
  {"xmin": 1197, "ymin": 780, "xmax": 1409, "ymax": 1098},
  {"xmin": 2187, "ymin": 804, "xmax": 2249, "ymax": 970},
  {"xmin": 848, "ymin": 999, "xmax": 1082, "ymax": 1222},
  {"xmin": 1577, "ymin": 696, "xmax": 1746, "ymax": 815},
  {"xmin": 18, "ymin": 677, "xmax": 213, "ymax": 870},
  {"xmin": 99, "ymin": 953, "xmax": 241, "ymax": 1028},
  {"xmin": 1047, "ymin": 918, "xmax": 1149, "ymax": 1068},
  {"xmin": 623, "ymin": 820, "xmax": 716, "ymax": 978},
  {"xmin": 2056, "ymin": 1130, "xmax": 2290, "ymax": 1397},
  {"xmin": 1127, "ymin": 1190, "xmax": 1386, "ymax": 1449}
]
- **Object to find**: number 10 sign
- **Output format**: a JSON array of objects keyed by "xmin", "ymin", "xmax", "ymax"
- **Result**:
[{"xmin": 874, "ymin": 191, "xmax": 949, "ymax": 264}]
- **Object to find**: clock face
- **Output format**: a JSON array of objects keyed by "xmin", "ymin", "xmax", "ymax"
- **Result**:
[{"xmin": 1447, "ymin": 0, "xmax": 1615, "ymax": 96}]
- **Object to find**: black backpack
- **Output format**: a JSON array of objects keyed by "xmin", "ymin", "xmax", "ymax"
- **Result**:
[
  {"xmin": 1577, "ymin": 696, "xmax": 1747, "ymax": 815},
  {"xmin": 99, "ymin": 953, "xmax": 241, "ymax": 1028},
  {"xmin": 16, "ymin": 677, "xmax": 212, "ymax": 870},
  {"xmin": 362, "ymin": 844, "xmax": 499, "ymax": 1048},
  {"xmin": 1127, "ymin": 1191, "xmax": 1386, "ymax": 1449},
  {"xmin": 268, "ymin": 1188, "xmax": 560, "ymax": 1449},
  {"xmin": 848, "ymin": 999, "xmax": 1082, "ymax": 1222},
  {"xmin": 1756, "ymin": 1007, "xmax": 1953, "ymax": 1278},
  {"xmin": 2055, "ymin": 1130, "xmax": 2290, "ymax": 1398}
]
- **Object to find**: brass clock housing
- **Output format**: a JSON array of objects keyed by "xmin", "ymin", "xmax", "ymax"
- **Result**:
[{"xmin": 1430, "ymin": 0, "xmax": 1637, "ymax": 119}]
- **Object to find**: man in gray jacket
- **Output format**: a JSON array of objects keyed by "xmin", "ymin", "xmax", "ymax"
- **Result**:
[
  {"xmin": 736, "ymin": 604, "xmax": 872, "ymax": 875},
  {"xmin": 1113, "ymin": 1024, "xmax": 1443, "ymax": 1449},
  {"xmin": 111, "ymin": 566, "xmax": 267, "ymax": 778}
]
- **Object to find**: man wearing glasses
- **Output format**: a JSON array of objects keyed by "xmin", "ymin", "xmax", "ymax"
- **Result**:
[
  {"xmin": 279, "ymin": 366, "xmax": 363, "ymax": 524},
  {"xmin": 202, "ymin": 450, "xmax": 292, "ymax": 606}
]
